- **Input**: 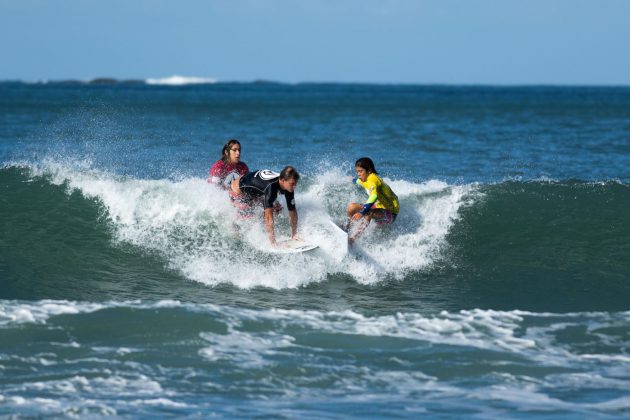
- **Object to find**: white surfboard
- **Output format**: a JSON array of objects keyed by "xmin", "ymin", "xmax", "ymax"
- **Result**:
[
  {"xmin": 265, "ymin": 239, "xmax": 319, "ymax": 254},
  {"xmin": 328, "ymin": 219, "xmax": 349, "ymax": 256}
]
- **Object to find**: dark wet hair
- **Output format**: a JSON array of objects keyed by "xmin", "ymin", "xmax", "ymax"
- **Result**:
[
  {"xmin": 355, "ymin": 157, "xmax": 378, "ymax": 175},
  {"xmin": 280, "ymin": 166, "xmax": 300, "ymax": 181},
  {"xmin": 221, "ymin": 139, "xmax": 241, "ymax": 162}
]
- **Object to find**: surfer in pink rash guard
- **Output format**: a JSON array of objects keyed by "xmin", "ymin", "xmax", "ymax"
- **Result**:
[{"xmin": 207, "ymin": 139, "xmax": 249, "ymax": 188}]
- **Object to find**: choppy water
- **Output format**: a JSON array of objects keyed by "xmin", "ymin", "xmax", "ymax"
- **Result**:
[{"xmin": 1, "ymin": 82, "xmax": 629, "ymax": 418}]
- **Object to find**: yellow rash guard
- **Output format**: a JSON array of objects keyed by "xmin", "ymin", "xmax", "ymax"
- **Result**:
[{"xmin": 355, "ymin": 173, "xmax": 400, "ymax": 215}]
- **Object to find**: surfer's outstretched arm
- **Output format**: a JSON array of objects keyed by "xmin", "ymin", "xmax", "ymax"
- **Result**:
[{"xmin": 264, "ymin": 208, "xmax": 276, "ymax": 245}]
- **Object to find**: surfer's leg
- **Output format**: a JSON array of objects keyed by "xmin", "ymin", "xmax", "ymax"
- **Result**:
[
  {"xmin": 371, "ymin": 209, "xmax": 396, "ymax": 226},
  {"xmin": 229, "ymin": 188, "xmax": 255, "ymax": 219},
  {"xmin": 347, "ymin": 202, "xmax": 363, "ymax": 217},
  {"xmin": 348, "ymin": 215, "xmax": 370, "ymax": 243},
  {"xmin": 236, "ymin": 201, "xmax": 255, "ymax": 219},
  {"xmin": 345, "ymin": 202, "xmax": 363, "ymax": 231}
]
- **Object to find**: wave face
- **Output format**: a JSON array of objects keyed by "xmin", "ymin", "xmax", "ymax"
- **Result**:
[
  {"xmin": 0, "ymin": 163, "xmax": 468, "ymax": 293},
  {"xmin": 2, "ymin": 164, "xmax": 629, "ymax": 313},
  {"xmin": 449, "ymin": 180, "xmax": 630, "ymax": 312}
]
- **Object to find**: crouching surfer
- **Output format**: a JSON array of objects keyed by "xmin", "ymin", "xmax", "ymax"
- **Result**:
[
  {"xmin": 346, "ymin": 157, "xmax": 399, "ymax": 243},
  {"xmin": 229, "ymin": 166, "xmax": 300, "ymax": 246}
]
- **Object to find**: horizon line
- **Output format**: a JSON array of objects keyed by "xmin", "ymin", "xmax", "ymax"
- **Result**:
[{"xmin": 1, "ymin": 76, "xmax": 630, "ymax": 89}]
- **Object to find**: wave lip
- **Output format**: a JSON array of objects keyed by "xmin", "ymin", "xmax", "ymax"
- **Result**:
[{"xmin": 145, "ymin": 75, "xmax": 218, "ymax": 86}]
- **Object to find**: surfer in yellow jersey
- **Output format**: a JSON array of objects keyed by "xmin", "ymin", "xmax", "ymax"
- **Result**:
[{"xmin": 346, "ymin": 157, "xmax": 400, "ymax": 243}]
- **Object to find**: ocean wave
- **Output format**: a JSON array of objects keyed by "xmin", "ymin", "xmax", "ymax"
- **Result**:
[
  {"xmin": 1, "ymin": 298, "xmax": 629, "ymax": 417},
  {"xmin": 145, "ymin": 75, "xmax": 218, "ymax": 85},
  {"xmin": 1, "ymin": 298, "xmax": 629, "ymax": 376},
  {"xmin": 0, "ymin": 161, "xmax": 630, "ymax": 312},
  {"xmin": 3, "ymin": 162, "xmax": 629, "ymax": 307},
  {"xmin": 3, "ymin": 162, "xmax": 469, "ymax": 289}
]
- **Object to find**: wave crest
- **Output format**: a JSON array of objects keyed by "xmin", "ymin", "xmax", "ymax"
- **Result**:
[{"xmin": 145, "ymin": 75, "xmax": 218, "ymax": 86}]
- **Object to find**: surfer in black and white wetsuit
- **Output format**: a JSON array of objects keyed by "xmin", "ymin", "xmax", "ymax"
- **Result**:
[{"xmin": 230, "ymin": 166, "xmax": 300, "ymax": 246}]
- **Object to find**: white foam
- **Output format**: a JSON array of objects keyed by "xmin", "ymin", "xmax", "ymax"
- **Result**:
[
  {"xmin": 0, "ymin": 299, "xmax": 535, "ymax": 355},
  {"xmin": 92, "ymin": 346, "xmax": 138, "ymax": 356},
  {"xmin": 24, "ymin": 160, "xmax": 478, "ymax": 289},
  {"xmin": 580, "ymin": 354, "xmax": 630, "ymax": 363},
  {"xmin": 386, "ymin": 178, "xmax": 452, "ymax": 197},
  {"xmin": 473, "ymin": 383, "xmax": 576, "ymax": 412},
  {"xmin": 3, "ymin": 298, "xmax": 628, "ymax": 371},
  {"xmin": 199, "ymin": 329, "xmax": 295, "ymax": 368},
  {"xmin": 252, "ymin": 307, "xmax": 538, "ymax": 354},
  {"xmin": 0, "ymin": 300, "xmax": 106, "ymax": 326},
  {"xmin": 90, "ymin": 375, "xmax": 163, "ymax": 395},
  {"xmin": 0, "ymin": 299, "xmax": 194, "ymax": 327},
  {"xmin": 545, "ymin": 373, "xmax": 630, "ymax": 392},
  {"xmin": 340, "ymin": 180, "xmax": 477, "ymax": 281},
  {"xmin": 145, "ymin": 75, "xmax": 218, "ymax": 85},
  {"xmin": 129, "ymin": 398, "xmax": 189, "ymax": 408},
  {"xmin": 16, "ymin": 374, "xmax": 163, "ymax": 396},
  {"xmin": 467, "ymin": 382, "xmax": 630, "ymax": 413},
  {"xmin": 1, "ymin": 393, "xmax": 117, "ymax": 417},
  {"xmin": 591, "ymin": 397, "xmax": 630, "ymax": 411}
]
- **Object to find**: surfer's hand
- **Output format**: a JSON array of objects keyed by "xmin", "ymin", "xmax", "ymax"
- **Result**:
[
  {"xmin": 352, "ymin": 213, "xmax": 363, "ymax": 221},
  {"xmin": 273, "ymin": 202, "xmax": 283, "ymax": 214}
]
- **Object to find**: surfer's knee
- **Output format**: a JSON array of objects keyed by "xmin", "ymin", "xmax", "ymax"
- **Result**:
[{"xmin": 347, "ymin": 202, "xmax": 360, "ymax": 216}]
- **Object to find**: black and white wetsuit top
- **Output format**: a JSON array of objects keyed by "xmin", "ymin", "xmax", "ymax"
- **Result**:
[{"xmin": 238, "ymin": 170, "xmax": 296, "ymax": 210}]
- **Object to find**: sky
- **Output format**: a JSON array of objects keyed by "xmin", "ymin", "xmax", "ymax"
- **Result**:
[{"xmin": 1, "ymin": 0, "xmax": 629, "ymax": 85}]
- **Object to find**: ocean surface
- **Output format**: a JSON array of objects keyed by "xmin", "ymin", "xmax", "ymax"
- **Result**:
[{"xmin": 1, "ymin": 81, "xmax": 629, "ymax": 418}]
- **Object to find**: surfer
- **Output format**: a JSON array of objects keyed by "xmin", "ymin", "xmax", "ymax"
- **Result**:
[
  {"xmin": 207, "ymin": 139, "xmax": 249, "ymax": 188},
  {"xmin": 346, "ymin": 157, "xmax": 399, "ymax": 243},
  {"xmin": 230, "ymin": 166, "xmax": 300, "ymax": 246}
]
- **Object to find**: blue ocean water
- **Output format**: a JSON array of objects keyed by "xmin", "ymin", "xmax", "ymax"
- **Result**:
[{"xmin": 1, "ymin": 81, "xmax": 629, "ymax": 417}]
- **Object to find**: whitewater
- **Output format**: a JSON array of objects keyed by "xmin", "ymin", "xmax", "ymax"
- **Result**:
[{"xmin": 18, "ymin": 159, "xmax": 473, "ymax": 289}]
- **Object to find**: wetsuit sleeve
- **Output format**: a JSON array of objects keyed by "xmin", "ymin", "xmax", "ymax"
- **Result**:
[
  {"xmin": 263, "ymin": 183, "xmax": 279, "ymax": 209},
  {"xmin": 284, "ymin": 190, "xmax": 296, "ymax": 211}
]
